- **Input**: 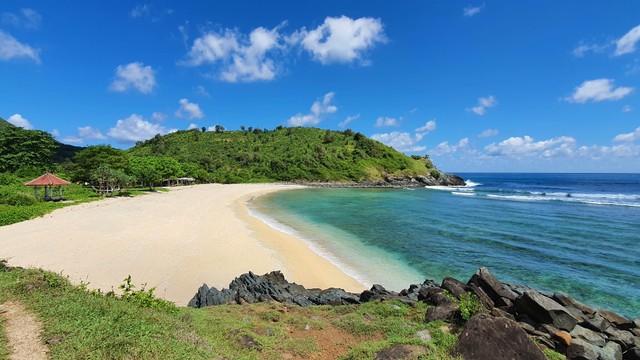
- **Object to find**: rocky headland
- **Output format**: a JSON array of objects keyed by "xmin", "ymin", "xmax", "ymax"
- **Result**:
[
  {"xmin": 296, "ymin": 173, "xmax": 467, "ymax": 188},
  {"xmin": 190, "ymin": 268, "xmax": 640, "ymax": 360}
]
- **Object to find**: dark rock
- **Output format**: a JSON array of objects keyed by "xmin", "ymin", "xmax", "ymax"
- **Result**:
[
  {"xmin": 490, "ymin": 307, "xmax": 515, "ymax": 320},
  {"xmin": 374, "ymin": 344, "xmax": 429, "ymax": 359},
  {"xmin": 454, "ymin": 314, "xmax": 546, "ymax": 360},
  {"xmin": 441, "ymin": 277, "xmax": 467, "ymax": 299},
  {"xmin": 568, "ymin": 338, "xmax": 600, "ymax": 360},
  {"xmin": 553, "ymin": 330, "xmax": 572, "ymax": 350},
  {"xmin": 583, "ymin": 313, "xmax": 612, "ymax": 333},
  {"xmin": 599, "ymin": 310, "xmax": 634, "ymax": 330},
  {"xmin": 425, "ymin": 303, "xmax": 460, "ymax": 322},
  {"xmin": 605, "ymin": 327, "xmax": 636, "ymax": 350},
  {"xmin": 554, "ymin": 292, "xmax": 597, "ymax": 316},
  {"xmin": 418, "ymin": 287, "xmax": 451, "ymax": 305},
  {"xmin": 236, "ymin": 334, "xmax": 262, "ymax": 352},
  {"xmin": 188, "ymin": 271, "xmax": 360, "ymax": 308},
  {"xmin": 466, "ymin": 283, "xmax": 495, "ymax": 309},
  {"xmin": 634, "ymin": 319, "xmax": 640, "ymax": 329},
  {"xmin": 515, "ymin": 291, "xmax": 579, "ymax": 331},
  {"xmin": 468, "ymin": 267, "xmax": 516, "ymax": 307},
  {"xmin": 624, "ymin": 347, "xmax": 640, "ymax": 360},
  {"xmin": 359, "ymin": 284, "xmax": 393, "ymax": 302},
  {"xmin": 571, "ymin": 325, "xmax": 606, "ymax": 347}
]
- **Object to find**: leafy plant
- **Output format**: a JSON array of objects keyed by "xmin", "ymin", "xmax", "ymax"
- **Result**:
[
  {"xmin": 118, "ymin": 275, "xmax": 176, "ymax": 311},
  {"xmin": 458, "ymin": 292, "xmax": 483, "ymax": 321}
]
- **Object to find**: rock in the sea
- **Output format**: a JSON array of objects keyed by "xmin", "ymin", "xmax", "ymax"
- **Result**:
[
  {"xmin": 454, "ymin": 314, "xmax": 546, "ymax": 360},
  {"xmin": 515, "ymin": 291, "xmax": 579, "ymax": 331},
  {"xmin": 599, "ymin": 310, "xmax": 634, "ymax": 330},
  {"xmin": 554, "ymin": 292, "xmax": 596, "ymax": 316}
]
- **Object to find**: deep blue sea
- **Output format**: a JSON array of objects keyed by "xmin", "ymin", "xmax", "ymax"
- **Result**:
[{"xmin": 251, "ymin": 173, "xmax": 640, "ymax": 318}]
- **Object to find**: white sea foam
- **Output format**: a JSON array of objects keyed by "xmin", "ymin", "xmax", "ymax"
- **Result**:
[
  {"xmin": 464, "ymin": 180, "xmax": 482, "ymax": 187},
  {"xmin": 452, "ymin": 191, "xmax": 475, "ymax": 196},
  {"xmin": 485, "ymin": 193, "xmax": 640, "ymax": 207}
]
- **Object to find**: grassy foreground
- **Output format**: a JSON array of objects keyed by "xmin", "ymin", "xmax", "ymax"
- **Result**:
[{"xmin": 0, "ymin": 263, "xmax": 462, "ymax": 360}]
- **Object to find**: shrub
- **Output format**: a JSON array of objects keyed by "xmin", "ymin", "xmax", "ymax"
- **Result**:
[
  {"xmin": 2, "ymin": 192, "xmax": 38, "ymax": 206},
  {"xmin": 430, "ymin": 169, "xmax": 441, "ymax": 179},
  {"xmin": 459, "ymin": 292, "xmax": 483, "ymax": 321}
]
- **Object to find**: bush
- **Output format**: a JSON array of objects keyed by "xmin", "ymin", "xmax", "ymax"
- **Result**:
[
  {"xmin": 430, "ymin": 169, "xmax": 441, "ymax": 179},
  {"xmin": 2, "ymin": 192, "xmax": 38, "ymax": 206},
  {"xmin": 459, "ymin": 292, "xmax": 483, "ymax": 321}
]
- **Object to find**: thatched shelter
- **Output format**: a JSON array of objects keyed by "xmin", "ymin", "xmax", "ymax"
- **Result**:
[{"xmin": 24, "ymin": 173, "xmax": 71, "ymax": 201}]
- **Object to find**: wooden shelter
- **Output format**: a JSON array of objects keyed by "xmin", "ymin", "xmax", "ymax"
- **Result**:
[{"xmin": 24, "ymin": 173, "xmax": 71, "ymax": 201}]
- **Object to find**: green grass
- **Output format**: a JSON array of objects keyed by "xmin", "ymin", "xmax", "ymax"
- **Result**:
[
  {"xmin": 0, "ymin": 315, "xmax": 7, "ymax": 360},
  {"xmin": 0, "ymin": 265, "xmax": 464, "ymax": 359}
]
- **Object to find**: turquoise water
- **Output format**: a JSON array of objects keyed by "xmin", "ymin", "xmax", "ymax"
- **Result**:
[{"xmin": 251, "ymin": 173, "xmax": 640, "ymax": 318}]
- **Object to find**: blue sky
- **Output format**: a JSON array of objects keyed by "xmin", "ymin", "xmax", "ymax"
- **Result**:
[{"xmin": 1, "ymin": 1, "xmax": 639, "ymax": 172}]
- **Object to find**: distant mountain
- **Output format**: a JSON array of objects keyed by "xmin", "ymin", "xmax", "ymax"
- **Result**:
[
  {"xmin": 0, "ymin": 117, "xmax": 13, "ymax": 131},
  {"xmin": 128, "ymin": 127, "xmax": 436, "ymax": 183}
]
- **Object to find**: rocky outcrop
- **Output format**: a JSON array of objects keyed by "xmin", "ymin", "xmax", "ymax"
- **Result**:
[
  {"xmin": 189, "ymin": 268, "xmax": 640, "ymax": 359},
  {"xmin": 454, "ymin": 314, "xmax": 547, "ymax": 360},
  {"xmin": 300, "ymin": 172, "xmax": 466, "ymax": 188}
]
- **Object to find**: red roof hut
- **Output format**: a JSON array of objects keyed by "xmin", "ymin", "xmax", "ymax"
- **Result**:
[{"xmin": 24, "ymin": 173, "xmax": 71, "ymax": 201}]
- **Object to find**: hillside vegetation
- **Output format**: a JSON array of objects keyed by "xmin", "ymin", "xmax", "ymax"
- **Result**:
[{"xmin": 128, "ymin": 127, "xmax": 435, "ymax": 183}]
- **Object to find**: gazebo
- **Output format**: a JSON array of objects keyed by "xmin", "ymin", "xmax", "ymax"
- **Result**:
[{"xmin": 24, "ymin": 173, "xmax": 71, "ymax": 201}]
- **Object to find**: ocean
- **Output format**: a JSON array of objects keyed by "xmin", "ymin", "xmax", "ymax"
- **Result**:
[{"xmin": 250, "ymin": 173, "xmax": 640, "ymax": 318}]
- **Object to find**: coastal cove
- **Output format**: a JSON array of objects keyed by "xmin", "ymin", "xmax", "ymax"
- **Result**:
[{"xmin": 250, "ymin": 173, "xmax": 640, "ymax": 318}]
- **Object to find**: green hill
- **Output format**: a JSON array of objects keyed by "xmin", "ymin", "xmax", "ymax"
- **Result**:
[
  {"xmin": 0, "ymin": 117, "xmax": 12, "ymax": 131},
  {"xmin": 128, "ymin": 127, "xmax": 435, "ymax": 183}
]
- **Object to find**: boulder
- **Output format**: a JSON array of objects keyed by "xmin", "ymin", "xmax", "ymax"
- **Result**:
[
  {"xmin": 554, "ymin": 330, "xmax": 572, "ymax": 348},
  {"xmin": 600, "ymin": 342, "xmax": 623, "ymax": 360},
  {"xmin": 418, "ymin": 287, "xmax": 452, "ymax": 306},
  {"xmin": 425, "ymin": 303, "xmax": 460, "ymax": 322},
  {"xmin": 567, "ymin": 338, "xmax": 601, "ymax": 360},
  {"xmin": 515, "ymin": 291, "xmax": 579, "ymax": 331},
  {"xmin": 454, "ymin": 314, "xmax": 546, "ymax": 360},
  {"xmin": 624, "ymin": 347, "xmax": 640, "ymax": 360},
  {"xmin": 605, "ymin": 327, "xmax": 636, "ymax": 350},
  {"xmin": 468, "ymin": 267, "xmax": 516, "ymax": 307},
  {"xmin": 583, "ymin": 313, "xmax": 612, "ymax": 333},
  {"xmin": 466, "ymin": 283, "xmax": 495, "ymax": 309},
  {"xmin": 441, "ymin": 277, "xmax": 467, "ymax": 299},
  {"xmin": 374, "ymin": 344, "xmax": 429, "ymax": 359},
  {"xmin": 598, "ymin": 310, "xmax": 634, "ymax": 330},
  {"xmin": 553, "ymin": 292, "xmax": 597, "ymax": 316},
  {"xmin": 571, "ymin": 325, "xmax": 606, "ymax": 347}
]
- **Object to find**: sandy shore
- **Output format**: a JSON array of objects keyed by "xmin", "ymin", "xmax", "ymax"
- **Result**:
[{"xmin": 0, "ymin": 184, "xmax": 366, "ymax": 305}]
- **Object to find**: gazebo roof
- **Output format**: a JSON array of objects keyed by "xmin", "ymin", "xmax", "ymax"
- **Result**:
[{"xmin": 24, "ymin": 173, "xmax": 71, "ymax": 186}]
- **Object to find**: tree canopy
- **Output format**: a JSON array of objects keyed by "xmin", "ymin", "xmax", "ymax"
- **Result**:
[{"xmin": 0, "ymin": 125, "xmax": 56, "ymax": 173}]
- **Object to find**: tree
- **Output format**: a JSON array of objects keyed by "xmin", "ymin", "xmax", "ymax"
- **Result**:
[
  {"xmin": 214, "ymin": 125, "xmax": 225, "ymax": 133},
  {"xmin": 201, "ymin": 127, "xmax": 206, "ymax": 133},
  {"xmin": 72, "ymin": 145, "xmax": 130, "ymax": 182},
  {"xmin": 129, "ymin": 157, "xmax": 163, "ymax": 189},
  {"xmin": 0, "ymin": 126, "xmax": 56, "ymax": 173},
  {"xmin": 91, "ymin": 165, "xmax": 133, "ymax": 195}
]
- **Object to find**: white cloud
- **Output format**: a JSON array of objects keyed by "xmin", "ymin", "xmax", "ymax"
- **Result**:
[
  {"xmin": 51, "ymin": 129, "xmax": 60, "ymax": 137},
  {"xmin": 130, "ymin": 4, "xmax": 151, "ymax": 18},
  {"xmin": 374, "ymin": 116, "xmax": 400, "ymax": 128},
  {"xmin": 478, "ymin": 128, "xmax": 499, "ymax": 138},
  {"xmin": 485, "ymin": 135, "xmax": 576, "ymax": 158},
  {"xmin": 7, "ymin": 113, "xmax": 32, "ymax": 129},
  {"xmin": 572, "ymin": 42, "xmax": 611, "ymax": 57},
  {"xmin": 296, "ymin": 16, "xmax": 385, "ymax": 65},
  {"xmin": 175, "ymin": 98, "xmax": 204, "ymax": 120},
  {"xmin": 2, "ymin": 8, "xmax": 41, "ymax": 29},
  {"xmin": 187, "ymin": 123, "xmax": 198, "ymax": 130},
  {"xmin": 0, "ymin": 31, "xmax": 40, "ymax": 63},
  {"xmin": 615, "ymin": 24, "xmax": 640, "ymax": 56},
  {"xmin": 181, "ymin": 26, "xmax": 281, "ymax": 82},
  {"xmin": 622, "ymin": 105, "xmax": 633, "ymax": 113},
  {"xmin": 151, "ymin": 112, "xmax": 167, "ymax": 122},
  {"xmin": 78, "ymin": 126, "xmax": 107, "ymax": 140},
  {"xmin": 468, "ymin": 95, "xmax": 497, "ymax": 115},
  {"xmin": 108, "ymin": 114, "xmax": 167, "ymax": 143},
  {"xmin": 463, "ymin": 4, "xmax": 485, "ymax": 17},
  {"xmin": 339, "ymin": 114, "xmax": 359, "ymax": 128},
  {"xmin": 432, "ymin": 138, "xmax": 470, "ymax": 155},
  {"xmin": 287, "ymin": 92, "xmax": 337, "ymax": 126},
  {"xmin": 195, "ymin": 85, "xmax": 210, "ymax": 97},
  {"xmin": 371, "ymin": 131, "xmax": 426, "ymax": 152},
  {"xmin": 109, "ymin": 62, "xmax": 156, "ymax": 94},
  {"xmin": 613, "ymin": 126, "xmax": 640, "ymax": 142},
  {"xmin": 415, "ymin": 120, "xmax": 436, "ymax": 133},
  {"xmin": 565, "ymin": 78, "xmax": 633, "ymax": 103}
]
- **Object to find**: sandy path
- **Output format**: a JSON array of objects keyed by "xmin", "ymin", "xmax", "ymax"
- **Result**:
[
  {"xmin": 0, "ymin": 184, "xmax": 365, "ymax": 306},
  {"xmin": 0, "ymin": 301, "xmax": 49, "ymax": 360}
]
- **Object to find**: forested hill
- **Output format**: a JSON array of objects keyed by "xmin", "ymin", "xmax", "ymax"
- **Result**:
[
  {"xmin": 0, "ymin": 117, "xmax": 11, "ymax": 131},
  {"xmin": 128, "ymin": 127, "xmax": 437, "ymax": 183}
]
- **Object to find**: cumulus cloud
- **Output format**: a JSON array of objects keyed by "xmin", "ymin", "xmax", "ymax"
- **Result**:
[
  {"xmin": 109, "ymin": 62, "xmax": 156, "ymax": 94},
  {"xmin": 463, "ymin": 4, "xmax": 485, "ymax": 17},
  {"xmin": 565, "ymin": 78, "xmax": 633, "ymax": 103},
  {"xmin": 187, "ymin": 123, "xmax": 198, "ymax": 130},
  {"xmin": 151, "ymin": 112, "xmax": 167, "ymax": 122},
  {"xmin": 61, "ymin": 126, "xmax": 107, "ymax": 145},
  {"xmin": 7, "ymin": 113, "xmax": 32, "ymax": 129},
  {"xmin": 287, "ymin": 92, "xmax": 337, "ymax": 126},
  {"xmin": 295, "ymin": 16, "xmax": 385, "ymax": 65},
  {"xmin": 415, "ymin": 120, "xmax": 437, "ymax": 141},
  {"xmin": 0, "ymin": 31, "xmax": 40, "ymax": 63},
  {"xmin": 572, "ymin": 41, "xmax": 611, "ymax": 57},
  {"xmin": 195, "ymin": 85, "xmax": 210, "ymax": 97},
  {"xmin": 478, "ymin": 128, "xmax": 499, "ymax": 138},
  {"xmin": 130, "ymin": 4, "xmax": 151, "ymax": 18},
  {"xmin": 339, "ymin": 114, "xmax": 359, "ymax": 128},
  {"xmin": 615, "ymin": 24, "xmax": 640, "ymax": 56},
  {"xmin": 468, "ymin": 95, "xmax": 497, "ymax": 115},
  {"xmin": 175, "ymin": 98, "xmax": 204, "ymax": 119},
  {"xmin": 2, "ymin": 8, "xmax": 41, "ymax": 29},
  {"xmin": 181, "ymin": 26, "xmax": 281, "ymax": 82},
  {"xmin": 432, "ymin": 138, "xmax": 470, "ymax": 155},
  {"xmin": 108, "ymin": 114, "xmax": 167, "ymax": 143},
  {"xmin": 374, "ymin": 116, "xmax": 400, "ymax": 128},
  {"xmin": 371, "ymin": 131, "xmax": 426, "ymax": 152},
  {"xmin": 613, "ymin": 126, "xmax": 640, "ymax": 142},
  {"xmin": 484, "ymin": 135, "xmax": 576, "ymax": 158}
]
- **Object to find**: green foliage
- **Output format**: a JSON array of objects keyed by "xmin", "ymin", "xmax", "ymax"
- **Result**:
[
  {"xmin": 118, "ymin": 275, "xmax": 176, "ymax": 312},
  {"xmin": 430, "ymin": 169, "xmax": 441, "ymax": 179},
  {"xmin": 72, "ymin": 145, "xmax": 130, "ymax": 183},
  {"xmin": 129, "ymin": 127, "xmax": 430, "ymax": 183},
  {"xmin": 544, "ymin": 348, "xmax": 567, "ymax": 360},
  {"xmin": 0, "ymin": 125, "xmax": 56, "ymax": 173},
  {"xmin": 458, "ymin": 292, "xmax": 483, "ymax": 321}
]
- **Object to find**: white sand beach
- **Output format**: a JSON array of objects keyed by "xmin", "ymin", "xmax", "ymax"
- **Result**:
[{"xmin": 0, "ymin": 184, "xmax": 366, "ymax": 305}]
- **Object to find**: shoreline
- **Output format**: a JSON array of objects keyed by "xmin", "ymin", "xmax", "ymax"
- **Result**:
[{"xmin": 0, "ymin": 184, "xmax": 365, "ymax": 306}]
